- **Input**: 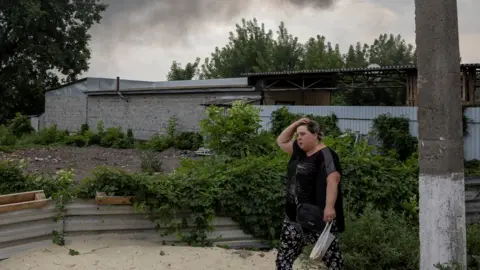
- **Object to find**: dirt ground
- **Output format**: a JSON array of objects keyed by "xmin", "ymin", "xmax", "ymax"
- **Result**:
[
  {"xmin": 0, "ymin": 237, "xmax": 313, "ymax": 270},
  {"xmin": 0, "ymin": 146, "xmax": 195, "ymax": 182}
]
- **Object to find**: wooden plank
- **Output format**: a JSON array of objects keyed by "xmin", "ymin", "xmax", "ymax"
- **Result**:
[
  {"xmin": 95, "ymin": 191, "xmax": 134, "ymax": 205},
  {"xmin": 35, "ymin": 193, "xmax": 46, "ymax": 200},
  {"xmin": 0, "ymin": 198, "xmax": 50, "ymax": 213},
  {"xmin": 469, "ymin": 68, "xmax": 476, "ymax": 105},
  {"xmin": 0, "ymin": 191, "xmax": 50, "ymax": 213},
  {"xmin": 462, "ymin": 71, "xmax": 468, "ymax": 102},
  {"xmin": 0, "ymin": 190, "xmax": 43, "ymax": 205}
]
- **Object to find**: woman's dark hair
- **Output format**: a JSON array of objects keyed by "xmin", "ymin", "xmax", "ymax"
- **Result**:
[{"xmin": 297, "ymin": 120, "xmax": 323, "ymax": 140}]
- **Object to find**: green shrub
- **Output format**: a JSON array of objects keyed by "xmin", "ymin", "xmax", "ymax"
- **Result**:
[
  {"xmin": 324, "ymin": 134, "xmax": 419, "ymax": 221},
  {"xmin": 99, "ymin": 127, "xmax": 133, "ymax": 148},
  {"xmin": 77, "ymin": 166, "xmax": 141, "ymax": 198},
  {"xmin": 468, "ymin": 224, "xmax": 480, "ymax": 256},
  {"xmin": 140, "ymin": 151, "xmax": 164, "ymax": 174},
  {"xmin": 465, "ymin": 160, "xmax": 480, "ymax": 176},
  {"xmin": 7, "ymin": 113, "xmax": 34, "ymax": 137},
  {"xmin": 96, "ymin": 121, "xmax": 105, "ymax": 136},
  {"xmin": 99, "ymin": 127, "xmax": 123, "ymax": 147},
  {"xmin": 270, "ymin": 107, "xmax": 298, "ymax": 136},
  {"xmin": 372, "ymin": 114, "xmax": 418, "ymax": 161},
  {"xmin": 147, "ymin": 134, "xmax": 173, "ymax": 151},
  {"xmin": 217, "ymin": 154, "xmax": 288, "ymax": 240},
  {"xmin": 34, "ymin": 125, "xmax": 69, "ymax": 145},
  {"xmin": 80, "ymin": 123, "xmax": 89, "ymax": 135},
  {"xmin": 167, "ymin": 116, "xmax": 178, "ymax": 139},
  {"xmin": 134, "ymin": 159, "xmax": 227, "ymax": 244},
  {"xmin": 0, "ymin": 125, "xmax": 17, "ymax": 146},
  {"xmin": 0, "ymin": 160, "xmax": 74, "ymax": 198},
  {"xmin": 270, "ymin": 106, "xmax": 341, "ymax": 137},
  {"xmin": 83, "ymin": 130, "xmax": 101, "ymax": 145},
  {"xmin": 200, "ymin": 101, "xmax": 276, "ymax": 157},
  {"xmin": 174, "ymin": 132, "xmax": 203, "ymax": 150},
  {"xmin": 0, "ymin": 160, "xmax": 33, "ymax": 194},
  {"xmin": 65, "ymin": 135, "xmax": 87, "ymax": 147},
  {"xmin": 127, "ymin": 128, "xmax": 134, "ymax": 144},
  {"xmin": 340, "ymin": 205, "xmax": 420, "ymax": 270}
]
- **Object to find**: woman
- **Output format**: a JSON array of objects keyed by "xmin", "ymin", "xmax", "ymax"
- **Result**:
[{"xmin": 275, "ymin": 118, "xmax": 345, "ymax": 270}]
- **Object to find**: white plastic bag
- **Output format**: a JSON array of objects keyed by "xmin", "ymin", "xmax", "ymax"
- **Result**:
[{"xmin": 309, "ymin": 222, "xmax": 335, "ymax": 260}]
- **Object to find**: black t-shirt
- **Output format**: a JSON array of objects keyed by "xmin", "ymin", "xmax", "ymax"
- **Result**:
[{"xmin": 285, "ymin": 140, "xmax": 345, "ymax": 232}]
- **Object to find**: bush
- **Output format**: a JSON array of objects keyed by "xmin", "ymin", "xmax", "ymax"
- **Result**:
[
  {"xmin": 140, "ymin": 151, "xmax": 164, "ymax": 174},
  {"xmin": 270, "ymin": 107, "xmax": 298, "ymax": 136},
  {"xmin": 174, "ymin": 132, "xmax": 203, "ymax": 150},
  {"xmin": 270, "ymin": 106, "xmax": 341, "ymax": 137},
  {"xmin": 7, "ymin": 113, "xmax": 34, "ymax": 137},
  {"xmin": 33, "ymin": 125, "xmax": 69, "ymax": 145},
  {"xmin": 80, "ymin": 123, "xmax": 89, "ymax": 135},
  {"xmin": 115, "ymin": 157, "xmax": 228, "ymax": 244},
  {"xmin": 372, "ymin": 114, "xmax": 418, "ymax": 161},
  {"xmin": 147, "ymin": 134, "xmax": 173, "ymax": 151},
  {"xmin": 83, "ymin": 129, "xmax": 101, "ymax": 145},
  {"xmin": 340, "ymin": 205, "xmax": 420, "ymax": 270},
  {"xmin": 217, "ymin": 154, "xmax": 288, "ymax": 240},
  {"xmin": 0, "ymin": 160, "xmax": 74, "ymax": 198},
  {"xmin": 99, "ymin": 127, "xmax": 125, "ymax": 147},
  {"xmin": 466, "ymin": 160, "xmax": 480, "ymax": 176},
  {"xmin": 0, "ymin": 125, "xmax": 17, "ymax": 146},
  {"xmin": 77, "ymin": 166, "xmax": 141, "ymax": 198},
  {"xmin": 65, "ymin": 135, "xmax": 87, "ymax": 147},
  {"xmin": 0, "ymin": 160, "xmax": 33, "ymax": 194},
  {"xmin": 324, "ymin": 133, "xmax": 419, "ymax": 221},
  {"xmin": 200, "ymin": 101, "xmax": 276, "ymax": 157}
]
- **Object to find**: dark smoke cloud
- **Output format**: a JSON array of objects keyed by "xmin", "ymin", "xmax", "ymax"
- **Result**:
[{"xmin": 90, "ymin": 0, "xmax": 336, "ymax": 49}]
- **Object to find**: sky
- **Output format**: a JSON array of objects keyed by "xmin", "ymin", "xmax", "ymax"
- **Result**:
[{"xmin": 84, "ymin": 0, "xmax": 480, "ymax": 82}]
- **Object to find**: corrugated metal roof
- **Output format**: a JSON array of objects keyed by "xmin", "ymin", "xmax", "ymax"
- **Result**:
[
  {"xmin": 86, "ymin": 88, "xmax": 255, "ymax": 96},
  {"xmin": 201, "ymin": 96, "xmax": 261, "ymax": 106},
  {"xmin": 242, "ymin": 65, "xmax": 416, "ymax": 76},
  {"xmin": 241, "ymin": 63, "xmax": 480, "ymax": 77},
  {"xmin": 48, "ymin": 77, "xmax": 249, "ymax": 92}
]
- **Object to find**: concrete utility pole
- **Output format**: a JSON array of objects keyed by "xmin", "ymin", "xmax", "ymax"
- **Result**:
[{"xmin": 415, "ymin": 0, "xmax": 467, "ymax": 269}]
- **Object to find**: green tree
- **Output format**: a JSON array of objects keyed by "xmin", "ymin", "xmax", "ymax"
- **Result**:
[
  {"xmin": 0, "ymin": 0, "xmax": 106, "ymax": 122},
  {"xmin": 344, "ymin": 42, "xmax": 369, "ymax": 68},
  {"xmin": 270, "ymin": 22, "xmax": 304, "ymax": 71},
  {"xmin": 302, "ymin": 35, "xmax": 344, "ymax": 69},
  {"xmin": 368, "ymin": 33, "xmax": 416, "ymax": 66},
  {"xmin": 200, "ymin": 18, "xmax": 275, "ymax": 79},
  {"xmin": 167, "ymin": 58, "xmax": 200, "ymax": 80}
]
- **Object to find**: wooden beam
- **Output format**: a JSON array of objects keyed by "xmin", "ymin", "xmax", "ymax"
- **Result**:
[
  {"xmin": 461, "ymin": 70, "xmax": 468, "ymax": 102},
  {"xmin": 406, "ymin": 73, "xmax": 418, "ymax": 106},
  {"xmin": 0, "ymin": 190, "xmax": 43, "ymax": 205},
  {"xmin": 0, "ymin": 190, "xmax": 49, "ymax": 213},
  {"xmin": 95, "ymin": 191, "xmax": 134, "ymax": 205},
  {"xmin": 468, "ymin": 67, "xmax": 476, "ymax": 105}
]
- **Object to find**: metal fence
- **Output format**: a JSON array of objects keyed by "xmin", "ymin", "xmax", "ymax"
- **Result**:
[
  {"xmin": 0, "ymin": 200, "xmax": 267, "ymax": 260},
  {"xmin": 255, "ymin": 105, "xmax": 480, "ymax": 161}
]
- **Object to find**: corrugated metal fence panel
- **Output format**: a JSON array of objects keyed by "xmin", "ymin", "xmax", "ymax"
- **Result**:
[
  {"xmin": 256, "ymin": 105, "xmax": 480, "ymax": 160},
  {"xmin": 64, "ymin": 201, "xmax": 262, "ymax": 247},
  {"xmin": 0, "ymin": 189, "xmax": 479, "ymax": 259},
  {"xmin": 0, "ymin": 201, "xmax": 59, "ymax": 260},
  {"xmin": 466, "ymin": 176, "xmax": 480, "ymax": 224},
  {"xmin": 256, "ymin": 105, "xmax": 419, "ymax": 135},
  {"xmin": 464, "ymin": 108, "xmax": 480, "ymax": 161},
  {"xmin": 0, "ymin": 200, "xmax": 267, "ymax": 259}
]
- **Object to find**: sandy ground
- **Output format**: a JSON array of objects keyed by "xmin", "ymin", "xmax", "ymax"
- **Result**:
[
  {"xmin": 0, "ymin": 146, "xmax": 195, "ymax": 182},
  {"xmin": 0, "ymin": 237, "xmax": 314, "ymax": 270}
]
